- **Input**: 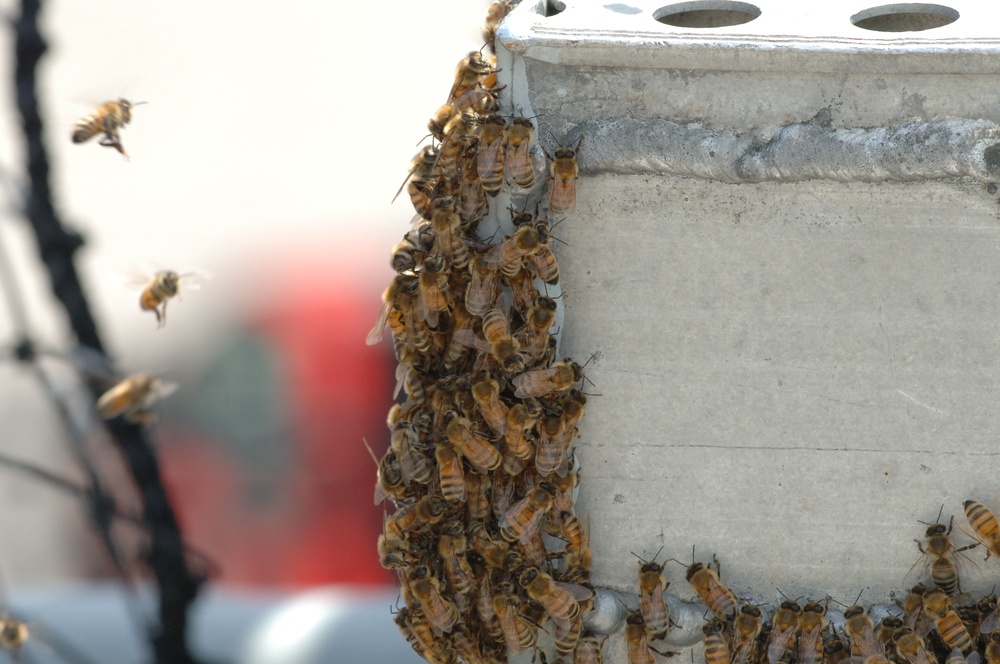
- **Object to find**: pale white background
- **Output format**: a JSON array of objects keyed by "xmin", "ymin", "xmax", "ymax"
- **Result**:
[{"xmin": 0, "ymin": 0, "xmax": 490, "ymax": 581}]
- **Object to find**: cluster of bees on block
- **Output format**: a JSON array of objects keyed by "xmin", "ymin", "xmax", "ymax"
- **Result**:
[
  {"xmin": 365, "ymin": 2, "xmax": 597, "ymax": 663},
  {"xmin": 635, "ymin": 499, "xmax": 1000, "ymax": 664}
]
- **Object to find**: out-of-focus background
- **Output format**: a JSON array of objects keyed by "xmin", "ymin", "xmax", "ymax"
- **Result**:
[{"xmin": 0, "ymin": 0, "xmax": 494, "ymax": 660}]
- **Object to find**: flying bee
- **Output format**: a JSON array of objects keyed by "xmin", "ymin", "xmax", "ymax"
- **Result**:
[
  {"xmin": 768, "ymin": 600, "xmax": 802, "ymax": 664},
  {"xmin": 626, "ymin": 610, "xmax": 677, "ymax": 664},
  {"xmin": 444, "ymin": 411, "xmax": 502, "ymax": 473},
  {"xmin": 682, "ymin": 554, "xmax": 737, "ymax": 622},
  {"xmin": 448, "ymin": 50, "xmax": 495, "ymax": 103},
  {"xmin": 485, "ymin": 223, "xmax": 541, "ymax": 278},
  {"xmin": 544, "ymin": 135, "xmax": 583, "ymax": 215},
  {"xmin": 471, "ymin": 372, "xmax": 508, "ymax": 435},
  {"xmin": 72, "ymin": 98, "xmax": 144, "ymax": 158},
  {"xmin": 731, "ymin": 604, "xmax": 763, "ymax": 664},
  {"xmin": 964, "ymin": 500, "xmax": 1000, "ymax": 559},
  {"xmin": 478, "ymin": 113, "xmax": 507, "ymax": 196},
  {"xmin": 512, "ymin": 359, "xmax": 583, "ymax": 399},
  {"xmin": 137, "ymin": 270, "xmax": 204, "ymax": 328},
  {"xmin": 798, "ymin": 601, "xmax": 828, "ymax": 664},
  {"xmin": 96, "ymin": 372, "xmax": 177, "ymax": 424},
  {"xmin": 494, "ymin": 578, "xmax": 538, "ymax": 653},
  {"xmin": 417, "ymin": 253, "xmax": 450, "ymax": 329},
  {"xmin": 895, "ymin": 628, "xmax": 935, "ymax": 664},
  {"xmin": 576, "ymin": 632, "xmax": 605, "ymax": 664},
  {"xmin": 0, "ymin": 616, "xmax": 28, "ymax": 663},
  {"xmin": 407, "ymin": 565, "xmax": 460, "ymax": 634},
  {"xmin": 499, "ymin": 481, "xmax": 556, "ymax": 543},
  {"xmin": 844, "ymin": 605, "xmax": 883, "ymax": 658},
  {"xmin": 704, "ymin": 620, "xmax": 731, "ymax": 664},
  {"xmin": 505, "ymin": 116, "xmax": 536, "ymax": 188},
  {"xmin": 924, "ymin": 589, "xmax": 975, "ymax": 654},
  {"xmin": 435, "ymin": 441, "xmax": 467, "ymax": 503}
]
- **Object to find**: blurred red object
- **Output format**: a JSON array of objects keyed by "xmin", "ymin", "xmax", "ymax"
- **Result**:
[{"xmin": 158, "ymin": 250, "xmax": 397, "ymax": 586}]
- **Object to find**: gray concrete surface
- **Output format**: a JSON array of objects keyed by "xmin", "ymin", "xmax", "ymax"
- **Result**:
[{"xmin": 491, "ymin": 1, "xmax": 1000, "ymax": 661}]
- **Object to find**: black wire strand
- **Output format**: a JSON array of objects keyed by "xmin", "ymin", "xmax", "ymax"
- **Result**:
[{"xmin": 12, "ymin": 1, "xmax": 204, "ymax": 662}]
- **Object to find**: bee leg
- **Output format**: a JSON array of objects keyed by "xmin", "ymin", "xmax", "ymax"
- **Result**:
[
  {"xmin": 154, "ymin": 304, "xmax": 165, "ymax": 328},
  {"xmin": 99, "ymin": 134, "xmax": 129, "ymax": 159}
]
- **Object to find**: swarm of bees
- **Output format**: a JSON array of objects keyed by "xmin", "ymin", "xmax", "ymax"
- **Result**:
[{"xmin": 369, "ymin": 1, "xmax": 598, "ymax": 662}]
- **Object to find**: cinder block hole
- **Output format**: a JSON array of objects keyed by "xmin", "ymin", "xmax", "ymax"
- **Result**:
[
  {"xmin": 544, "ymin": 0, "xmax": 566, "ymax": 17},
  {"xmin": 850, "ymin": 3, "xmax": 959, "ymax": 31},
  {"xmin": 653, "ymin": 1, "xmax": 761, "ymax": 28}
]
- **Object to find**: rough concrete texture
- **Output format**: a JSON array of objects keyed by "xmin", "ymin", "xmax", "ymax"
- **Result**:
[{"xmin": 494, "ymin": 1, "xmax": 1000, "ymax": 661}]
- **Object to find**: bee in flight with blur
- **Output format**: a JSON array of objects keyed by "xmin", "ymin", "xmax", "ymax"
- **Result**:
[
  {"xmin": 130, "ymin": 269, "xmax": 208, "ymax": 328},
  {"xmin": 96, "ymin": 372, "xmax": 177, "ymax": 425},
  {"xmin": 72, "ymin": 98, "xmax": 146, "ymax": 159}
]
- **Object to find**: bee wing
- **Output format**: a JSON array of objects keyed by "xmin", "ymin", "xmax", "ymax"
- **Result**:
[
  {"xmin": 965, "ymin": 652, "xmax": 982, "ymax": 664},
  {"xmin": 478, "ymin": 135, "xmax": 505, "ymax": 174},
  {"xmin": 982, "ymin": 609, "xmax": 1000, "ymax": 635},
  {"xmin": 149, "ymin": 379, "xmax": 178, "ymax": 402},
  {"xmin": 177, "ymin": 268, "xmax": 213, "ymax": 292},
  {"xmin": 554, "ymin": 580, "xmax": 594, "ymax": 602},
  {"xmin": 498, "ymin": 494, "xmax": 532, "ymax": 531},
  {"xmin": 903, "ymin": 552, "xmax": 934, "ymax": 586},
  {"xmin": 767, "ymin": 625, "xmax": 797, "ymax": 664},
  {"xmin": 452, "ymin": 329, "xmax": 491, "ymax": 354},
  {"xmin": 512, "ymin": 367, "xmax": 561, "ymax": 399},
  {"xmin": 366, "ymin": 301, "xmax": 392, "ymax": 346}
]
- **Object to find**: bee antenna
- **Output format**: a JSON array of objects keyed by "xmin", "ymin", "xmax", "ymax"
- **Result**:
[
  {"xmin": 362, "ymin": 438, "xmax": 380, "ymax": 467},
  {"xmin": 653, "ymin": 545, "xmax": 664, "ymax": 562}
]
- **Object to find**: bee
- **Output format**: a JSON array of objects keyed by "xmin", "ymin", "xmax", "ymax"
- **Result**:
[
  {"xmin": 731, "ymin": 604, "xmax": 763, "ymax": 664},
  {"xmin": 535, "ymin": 406, "xmax": 568, "ymax": 476},
  {"xmin": 543, "ymin": 135, "xmax": 582, "ymax": 216},
  {"xmin": 844, "ymin": 605, "xmax": 884, "ymax": 658},
  {"xmin": 556, "ymin": 614, "xmax": 583, "ymax": 655},
  {"xmin": 478, "ymin": 113, "xmax": 507, "ymax": 196},
  {"xmin": 964, "ymin": 500, "xmax": 1000, "ymax": 559},
  {"xmin": 630, "ymin": 550, "xmax": 670, "ymax": 642},
  {"xmin": 520, "ymin": 566, "xmax": 586, "ymax": 630},
  {"xmin": 466, "ymin": 252, "xmax": 502, "ymax": 317},
  {"xmin": 407, "ymin": 565, "xmax": 460, "ymax": 634},
  {"xmin": 505, "ymin": 116, "xmax": 535, "ymax": 188},
  {"xmin": 483, "ymin": 0, "xmax": 515, "ymax": 53},
  {"xmin": 456, "ymin": 307, "xmax": 524, "ymax": 373},
  {"xmin": 562, "ymin": 511, "xmax": 591, "ymax": 573},
  {"xmin": 471, "ymin": 372, "xmax": 508, "ymax": 436},
  {"xmin": 449, "ymin": 50, "xmax": 495, "ymax": 103},
  {"xmin": 505, "ymin": 402, "xmax": 537, "ymax": 461},
  {"xmin": 683, "ymin": 554, "xmax": 737, "ymax": 622},
  {"xmin": 987, "ymin": 633, "xmax": 1000, "ymax": 664},
  {"xmin": 704, "ymin": 620, "xmax": 731, "ymax": 664},
  {"xmin": 924, "ymin": 589, "xmax": 974, "ymax": 654},
  {"xmin": 485, "ymin": 223, "xmax": 541, "ymax": 278},
  {"xmin": 911, "ymin": 513, "xmax": 977, "ymax": 595},
  {"xmin": 369, "ymin": 441, "xmax": 404, "ymax": 506},
  {"xmin": 951, "ymin": 648, "xmax": 983, "ymax": 664},
  {"xmin": 394, "ymin": 145, "xmax": 440, "ymax": 219},
  {"xmin": 391, "ymin": 224, "xmax": 434, "ymax": 274},
  {"xmin": 626, "ymin": 610, "xmax": 677, "ymax": 664},
  {"xmin": 444, "ymin": 412, "xmax": 502, "ymax": 473},
  {"xmin": 512, "ymin": 359, "xmax": 583, "ymax": 399},
  {"xmin": 429, "ymin": 197, "xmax": 471, "ymax": 269},
  {"xmin": 416, "ymin": 253, "xmax": 451, "ymax": 329},
  {"xmin": 494, "ymin": 578, "xmax": 538, "ymax": 653},
  {"xmin": 874, "ymin": 615, "xmax": 902, "ymax": 648},
  {"xmin": 518, "ymin": 296, "xmax": 558, "ymax": 362},
  {"xmin": 468, "ymin": 521, "xmax": 514, "ymax": 569},
  {"xmin": 138, "ymin": 270, "xmax": 191, "ymax": 328},
  {"xmin": 979, "ymin": 595, "xmax": 1000, "ymax": 635},
  {"xmin": 72, "ymin": 98, "xmax": 143, "ymax": 157},
  {"xmin": 823, "ymin": 628, "xmax": 850, "ymax": 664},
  {"xmin": 798, "ymin": 601, "xmax": 828, "ymax": 664},
  {"xmin": 451, "ymin": 624, "xmax": 487, "ymax": 664},
  {"xmin": 575, "ymin": 632, "xmax": 605, "ymax": 664},
  {"xmin": 465, "ymin": 472, "xmax": 491, "ymax": 521},
  {"xmin": 377, "ymin": 526, "xmax": 410, "ymax": 570},
  {"xmin": 500, "ymin": 481, "xmax": 556, "ymax": 543},
  {"xmin": 97, "ymin": 372, "xmax": 177, "ymax": 424},
  {"xmin": 437, "ymin": 108, "xmax": 480, "ymax": 178},
  {"xmin": 367, "ymin": 274, "xmax": 418, "ymax": 346},
  {"xmin": 439, "ymin": 524, "xmax": 475, "ymax": 611},
  {"xmin": 435, "ymin": 441, "xmax": 467, "ymax": 503},
  {"xmin": 768, "ymin": 600, "xmax": 802, "ymax": 664},
  {"xmin": 896, "ymin": 628, "xmax": 934, "ymax": 664},
  {"xmin": 900, "ymin": 583, "xmax": 930, "ymax": 632},
  {"xmin": 492, "ymin": 471, "xmax": 517, "ymax": 521},
  {"xmin": 390, "ymin": 423, "xmax": 434, "ymax": 486},
  {"xmin": 393, "ymin": 606, "xmax": 445, "ymax": 663}
]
